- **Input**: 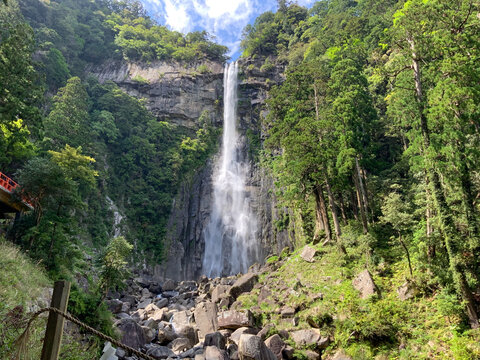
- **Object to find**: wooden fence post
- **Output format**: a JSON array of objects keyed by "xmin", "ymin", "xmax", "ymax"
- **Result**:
[{"xmin": 41, "ymin": 280, "xmax": 71, "ymax": 360}]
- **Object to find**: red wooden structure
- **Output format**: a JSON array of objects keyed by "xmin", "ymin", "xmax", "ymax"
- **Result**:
[{"xmin": 0, "ymin": 171, "xmax": 33, "ymax": 212}]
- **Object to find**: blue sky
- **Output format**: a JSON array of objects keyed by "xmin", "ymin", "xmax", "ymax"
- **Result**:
[{"xmin": 139, "ymin": 0, "xmax": 316, "ymax": 60}]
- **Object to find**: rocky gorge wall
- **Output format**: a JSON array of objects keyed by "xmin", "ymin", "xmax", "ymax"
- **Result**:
[{"xmin": 89, "ymin": 58, "xmax": 292, "ymax": 280}]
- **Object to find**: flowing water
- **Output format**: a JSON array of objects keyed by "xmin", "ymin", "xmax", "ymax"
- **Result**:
[{"xmin": 202, "ymin": 62, "xmax": 260, "ymax": 277}]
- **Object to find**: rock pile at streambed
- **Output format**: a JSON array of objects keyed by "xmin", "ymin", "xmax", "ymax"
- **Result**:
[{"xmin": 105, "ymin": 261, "xmax": 347, "ymax": 360}]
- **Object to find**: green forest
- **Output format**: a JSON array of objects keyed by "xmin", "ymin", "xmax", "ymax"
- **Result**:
[{"xmin": 1, "ymin": 0, "xmax": 480, "ymax": 358}]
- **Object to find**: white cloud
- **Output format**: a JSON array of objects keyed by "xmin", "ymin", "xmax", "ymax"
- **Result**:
[{"xmin": 163, "ymin": 0, "xmax": 192, "ymax": 33}]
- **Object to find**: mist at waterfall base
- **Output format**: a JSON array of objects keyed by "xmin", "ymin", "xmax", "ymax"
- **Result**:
[{"xmin": 202, "ymin": 62, "xmax": 261, "ymax": 278}]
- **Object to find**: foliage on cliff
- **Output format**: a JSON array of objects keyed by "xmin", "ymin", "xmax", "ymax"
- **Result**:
[{"xmin": 17, "ymin": 0, "xmax": 227, "ymax": 89}]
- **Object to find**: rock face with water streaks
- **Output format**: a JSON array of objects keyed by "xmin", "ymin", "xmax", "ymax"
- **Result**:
[{"xmin": 90, "ymin": 57, "xmax": 291, "ymax": 280}]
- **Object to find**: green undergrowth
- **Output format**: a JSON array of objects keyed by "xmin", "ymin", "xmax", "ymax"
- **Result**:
[
  {"xmin": 240, "ymin": 242, "xmax": 480, "ymax": 359},
  {"xmin": 0, "ymin": 239, "xmax": 98, "ymax": 359}
]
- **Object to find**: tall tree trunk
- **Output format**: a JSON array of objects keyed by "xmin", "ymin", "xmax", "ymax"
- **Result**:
[
  {"xmin": 399, "ymin": 232, "xmax": 413, "ymax": 277},
  {"xmin": 356, "ymin": 156, "xmax": 370, "ymax": 221},
  {"xmin": 325, "ymin": 178, "xmax": 342, "ymax": 239},
  {"xmin": 425, "ymin": 171, "xmax": 435, "ymax": 259},
  {"xmin": 410, "ymin": 38, "xmax": 479, "ymax": 328},
  {"xmin": 338, "ymin": 195, "xmax": 348, "ymax": 223},
  {"xmin": 313, "ymin": 184, "xmax": 331, "ymax": 242},
  {"xmin": 351, "ymin": 190, "xmax": 359, "ymax": 220},
  {"xmin": 353, "ymin": 173, "xmax": 368, "ymax": 234}
]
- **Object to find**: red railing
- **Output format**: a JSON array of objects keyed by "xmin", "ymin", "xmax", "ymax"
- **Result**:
[
  {"xmin": 0, "ymin": 171, "xmax": 33, "ymax": 210},
  {"xmin": 0, "ymin": 172, "xmax": 18, "ymax": 193}
]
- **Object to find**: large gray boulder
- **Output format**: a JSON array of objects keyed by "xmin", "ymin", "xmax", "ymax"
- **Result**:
[
  {"xmin": 162, "ymin": 279, "xmax": 176, "ymax": 291},
  {"xmin": 290, "ymin": 329, "xmax": 321, "ymax": 347},
  {"xmin": 169, "ymin": 337, "xmax": 191, "ymax": 354},
  {"xmin": 300, "ymin": 245, "xmax": 317, "ymax": 263},
  {"xmin": 146, "ymin": 345, "xmax": 176, "ymax": 359},
  {"xmin": 116, "ymin": 318, "xmax": 146, "ymax": 349},
  {"xmin": 238, "ymin": 334, "xmax": 277, "ymax": 360},
  {"xmin": 205, "ymin": 346, "xmax": 230, "ymax": 360},
  {"xmin": 264, "ymin": 334, "xmax": 284, "ymax": 360},
  {"xmin": 218, "ymin": 310, "xmax": 254, "ymax": 329},
  {"xmin": 204, "ymin": 332, "xmax": 226, "ymax": 350},
  {"xmin": 106, "ymin": 299, "xmax": 123, "ymax": 314},
  {"xmin": 230, "ymin": 273, "xmax": 258, "ymax": 299},
  {"xmin": 155, "ymin": 297, "xmax": 169, "ymax": 308},
  {"xmin": 352, "ymin": 269, "xmax": 378, "ymax": 299},
  {"xmin": 212, "ymin": 285, "xmax": 232, "ymax": 303},
  {"xmin": 330, "ymin": 349, "xmax": 353, "ymax": 360},
  {"xmin": 231, "ymin": 327, "xmax": 258, "ymax": 345},
  {"xmin": 194, "ymin": 301, "xmax": 219, "ymax": 340}
]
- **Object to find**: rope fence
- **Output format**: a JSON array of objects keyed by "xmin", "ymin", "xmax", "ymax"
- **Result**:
[{"xmin": 15, "ymin": 307, "xmax": 156, "ymax": 360}]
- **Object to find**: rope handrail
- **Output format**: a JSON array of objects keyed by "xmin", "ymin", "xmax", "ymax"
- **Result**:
[{"xmin": 15, "ymin": 307, "xmax": 156, "ymax": 360}]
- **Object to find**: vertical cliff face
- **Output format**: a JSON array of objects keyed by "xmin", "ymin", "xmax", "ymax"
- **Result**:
[
  {"xmin": 156, "ymin": 58, "xmax": 292, "ymax": 280},
  {"xmin": 90, "ymin": 58, "xmax": 291, "ymax": 280}
]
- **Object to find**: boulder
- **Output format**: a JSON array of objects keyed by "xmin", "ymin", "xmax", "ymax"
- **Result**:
[
  {"xmin": 145, "ymin": 303, "xmax": 160, "ymax": 314},
  {"xmin": 155, "ymin": 298, "xmax": 169, "ymax": 308},
  {"xmin": 212, "ymin": 285, "xmax": 232, "ymax": 303},
  {"xmin": 280, "ymin": 306, "xmax": 296, "ymax": 318},
  {"xmin": 194, "ymin": 301, "xmax": 219, "ymax": 340},
  {"xmin": 264, "ymin": 334, "xmax": 284, "ymax": 360},
  {"xmin": 300, "ymin": 245, "xmax": 317, "ymax": 263},
  {"xmin": 174, "ymin": 325, "xmax": 197, "ymax": 347},
  {"xmin": 137, "ymin": 298, "xmax": 152, "ymax": 309},
  {"xmin": 142, "ymin": 326, "xmax": 156, "ymax": 343},
  {"xmin": 318, "ymin": 336, "xmax": 330, "ymax": 350},
  {"xmin": 228, "ymin": 343, "xmax": 239, "ymax": 360},
  {"xmin": 116, "ymin": 312, "xmax": 131, "ymax": 320},
  {"xmin": 230, "ymin": 273, "xmax": 258, "ymax": 299},
  {"xmin": 204, "ymin": 332, "xmax": 226, "ymax": 350},
  {"xmin": 282, "ymin": 346, "xmax": 295, "ymax": 360},
  {"xmin": 178, "ymin": 348, "xmax": 197, "ymax": 359},
  {"xmin": 305, "ymin": 350, "xmax": 320, "ymax": 360},
  {"xmin": 141, "ymin": 288, "xmax": 152, "ymax": 298},
  {"xmin": 218, "ymin": 310, "xmax": 254, "ymax": 329},
  {"xmin": 205, "ymin": 346, "xmax": 229, "ymax": 360},
  {"xmin": 330, "ymin": 349, "xmax": 353, "ymax": 360},
  {"xmin": 134, "ymin": 277, "xmax": 151, "ymax": 287},
  {"xmin": 149, "ymin": 282, "xmax": 163, "ymax": 294},
  {"xmin": 106, "ymin": 299, "xmax": 123, "ymax": 314},
  {"xmin": 121, "ymin": 294, "xmax": 136, "ymax": 306},
  {"xmin": 258, "ymin": 287, "xmax": 273, "ymax": 305},
  {"xmin": 146, "ymin": 345, "xmax": 176, "ymax": 359},
  {"xmin": 157, "ymin": 328, "xmax": 176, "ymax": 344},
  {"xmin": 352, "ymin": 269, "xmax": 378, "ymax": 299},
  {"xmin": 171, "ymin": 310, "xmax": 193, "ymax": 330},
  {"xmin": 238, "ymin": 334, "xmax": 277, "ymax": 360},
  {"xmin": 219, "ymin": 298, "xmax": 231, "ymax": 309},
  {"xmin": 162, "ymin": 279, "xmax": 176, "ymax": 291},
  {"xmin": 231, "ymin": 327, "xmax": 258, "ymax": 345},
  {"xmin": 131, "ymin": 309, "xmax": 146, "ymax": 322},
  {"xmin": 257, "ymin": 325, "xmax": 274, "ymax": 341},
  {"xmin": 169, "ymin": 337, "xmax": 191, "ymax": 354},
  {"xmin": 397, "ymin": 281, "xmax": 417, "ymax": 301},
  {"xmin": 290, "ymin": 329, "xmax": 321, "ymax": 347},
  {"xmin": 149, "ymin": 307, "xmax": 167, "ymax": 322},
  {"xmin": 116, "ymin": 318, "xmax": 146, "ymax": 349},
  {"xmin": 121, "ymin": 302, "xmax": 130, "ymax": 313}
]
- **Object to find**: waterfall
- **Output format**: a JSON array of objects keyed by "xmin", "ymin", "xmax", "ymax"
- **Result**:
[
  {"xmin": 202, "ymin": 61, "xmax": 260, "ymax": 277},
  {"xmin": 106, "ymin": 196, "xmax": 124, "ymax": 238}
]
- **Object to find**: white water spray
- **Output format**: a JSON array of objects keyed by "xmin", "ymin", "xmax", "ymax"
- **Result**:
[{"xmin": 202, "ymin": 62, "xmax": 260, "ymax": 277}]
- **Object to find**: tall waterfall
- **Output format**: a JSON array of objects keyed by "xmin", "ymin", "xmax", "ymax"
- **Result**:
[{"xmin": 202, "ymin": 62, "xmax": 260, "ymax": 277}]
